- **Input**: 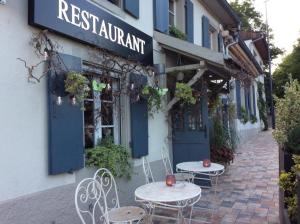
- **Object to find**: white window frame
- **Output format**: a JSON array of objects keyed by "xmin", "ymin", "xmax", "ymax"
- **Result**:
[
  {"xmin": 83, "ymin": 66, "xmax": 121, "ymax": 147},
  {"xmin": 209, "ymin": 25, "xmax": 217, "ymax": 51},
  {"xmin": 107, "ymin": 0, "xmax": 122, "ymax": 8},
  {"xmin": 169, "ymin": 0, "xmax": 176, "ymax": 27}
]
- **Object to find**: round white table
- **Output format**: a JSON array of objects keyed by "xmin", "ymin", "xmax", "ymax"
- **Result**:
[
  {"xmin": 135, "ymin": 181, "xmax": 201, "ymax": 223},
  {"xmin": 176, "ymin": 161, "xmax": 225, "ymax": 221},
  {"xmin": 176, "ymin": 161, "xmax": 225, "ymax": 176}
]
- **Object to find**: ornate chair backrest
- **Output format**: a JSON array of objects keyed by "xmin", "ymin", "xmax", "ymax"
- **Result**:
[
  {"xmin": 93, "ymin": 168, "xmax": 120, "ymax": 211},
  {"xmin": 142, "ymin": 157, "xmax": 155, "ymax": 184},
  {"xmin": 75, "ymin": 178, "xmax": 109, "ymax": 224},
  {"xmin": 161, "ymin": 148, "xmax": 174, "ymax": 175}
]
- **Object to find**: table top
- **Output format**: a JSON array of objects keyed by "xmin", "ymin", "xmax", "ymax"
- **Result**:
[
  {"xmin": 135, "ymin": 181, "xmax": 201, "ymax": 203},
  {"xmin": 176, "ymin": 161, "xmax": 224, "ymax": 173}
]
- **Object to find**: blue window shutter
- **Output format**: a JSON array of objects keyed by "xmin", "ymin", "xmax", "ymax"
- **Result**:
[
  {"xmin": 185, "ymin": 0, "xmax": 194, "ymax": 43},
  {"xmin": 48, "ymin": 53, "xmax": 84, "ymax": 175},
  {"xmin": 244, "ymin": 89, "xmax": 249, "ymax": 115},
  {"xmin": 245, "ymin": 89, "xmax": 251, "ymax": 116},
  {"xmin": 252, "ymin": 85, "xmax": 256, "ymax": 116},
  {"xmin": 236, "ymin": 80, "xmax": 241, "ymax": 118},
  {"xmin": 218, "ymin": 32, "xmax": 224, "ymax": 52},
  {"xmin": 202, "ymin": 16, "xmax": 210, "ymax": 48},
  {"xmin": 130, "ymin": 73, "xmax": 148, "ymax": 158},
  {"xmin": 124, "ymin": 0, "xmax": 139, "ymax": 19},
  {"xmin": 153, "ymin": 0, "xmax": 169, "ymax": 33}
]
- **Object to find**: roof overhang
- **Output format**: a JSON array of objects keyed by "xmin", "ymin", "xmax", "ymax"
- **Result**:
[
  {"xmin": 240, "ymin": 31, "xmax": 269, "ymax": 62},
  {"xmin": 154, "ymin": 31, "xmax": 224, "ymax": 66},
  {"xmin": 228, "ymin": 41, "xmax": 262, "ymax": 77},
  {"xmin": 201, "ymin": 0, "xmax": 241, "ymax": 28}
]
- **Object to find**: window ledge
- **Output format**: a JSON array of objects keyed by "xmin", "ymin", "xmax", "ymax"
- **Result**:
[{"xmin": 89, "ymin": 0, "xmax": 126, "ymax": 19}]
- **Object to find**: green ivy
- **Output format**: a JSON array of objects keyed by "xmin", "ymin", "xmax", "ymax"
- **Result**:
[
  {"xmin": 169, "ymin": 26, "xmax": 187, "ymax": 40},
  {"xmin": 240, "ymin": 107, "xmax": 249, "ymax": 124},
  {"xmin": 279, "ymin": 155, "xmax": 300, "ymax": 223},
  {"xmin": 257, "ymin": 81, "xmax": 268, "ymax": 130},
  {"xmin": 65, "ymin": 72, "xmax": 90, "ymax": 109},
  {"xmin": 175, "ymin": 83, "xmax": 196, "ymax": 105},
  {"xmin": 141, "ymin": 86, "xmax": 168, "ymax": 114},
  {"xmin": 250, "ymin": 114, "xmax": 257, "ymax": 124},
  {"xmin": 85, "ymin": 137, "xmax": 132, "ymax": 179}
]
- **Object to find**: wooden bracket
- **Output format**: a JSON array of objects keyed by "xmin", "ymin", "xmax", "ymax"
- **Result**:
[{"xmin": 165, "ymin": 61, "xmax": 206, "ymax": 74}]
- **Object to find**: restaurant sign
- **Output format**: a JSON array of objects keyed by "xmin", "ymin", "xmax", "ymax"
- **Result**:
[{"xmin": 29, "ymin": 0, "xmax": 153, "ymax": 65}]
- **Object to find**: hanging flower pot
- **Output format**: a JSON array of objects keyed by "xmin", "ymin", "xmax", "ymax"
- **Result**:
[{"xmin": 65, "ymin": 71, "xmax": 90, "ymax": 109}]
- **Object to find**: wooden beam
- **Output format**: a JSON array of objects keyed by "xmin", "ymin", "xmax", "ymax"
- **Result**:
[
  {"xmin": 166, "ymin": 68, "xmax": 207, "ymax": 111},
  {"xmin": 166, "ymin": 61, "xmax": 206, "ymax": 74}
]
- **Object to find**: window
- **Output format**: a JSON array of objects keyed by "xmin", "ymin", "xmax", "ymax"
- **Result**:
[
  {"xmin": 84, "ymin": 72, "xmax": 120, "ymax": 148},
  {"xmin": 169, "ymin": 0, "xmax": 176, "ymax": 27},
  {"xmin": 209, "ymin": 26, "xmax": 217, "ymax": 50},
  {"xmin": 107, "ymin": 0, "xmax": 122, "ymax": 8}
]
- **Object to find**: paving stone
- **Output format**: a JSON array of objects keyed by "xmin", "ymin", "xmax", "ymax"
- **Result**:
[{"xmin": 155, "ymin": 131, "xmax": 279, "ymax": 224}]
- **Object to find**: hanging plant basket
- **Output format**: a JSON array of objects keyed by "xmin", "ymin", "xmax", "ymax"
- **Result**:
[
  {"xmin": 64, "ymin": 71, "xmax": 90, "ymax": 108},
  {"xmin": 141, "ymin": 85, "xmax": 168, "ymax": 113},
  {"xmin": 175, "ymin": 82, "xmax": 196, "ymax": 105}
]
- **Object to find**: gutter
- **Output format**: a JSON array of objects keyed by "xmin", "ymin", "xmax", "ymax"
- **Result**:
[
  {"xmin": 238, "ymin": 39, "xmax": 263, "ymax": 74},
  {"xmin": 219, "ymin": 0, "xmax": 241, "ymax": 25}
]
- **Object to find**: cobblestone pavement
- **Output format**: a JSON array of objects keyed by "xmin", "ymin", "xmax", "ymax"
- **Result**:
[{"xmin": 153, "ymin": 130, "xmax": 279, "ymax": 224}]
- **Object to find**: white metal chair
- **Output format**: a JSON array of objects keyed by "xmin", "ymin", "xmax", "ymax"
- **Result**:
[
  {"xmin": 161, "ymin": 148, "xmax": 194, "ymax": 182},
  {"xmin": 93, "ymin": 168, "xmax": 145, "ymax": 224},
  {"xmin": 75, "ymin": 178, "xmax": 109, "ymax": 224},
  {"xmin": 142, "ymin": 157, "xmax": 155, "ymax": 184}
]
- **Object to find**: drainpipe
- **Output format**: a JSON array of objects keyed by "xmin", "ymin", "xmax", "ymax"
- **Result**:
[
  {"xmin": 224, "ymin": 22, "xmax": 241, "ymax": 59},
  {"xmin": 224, "ymin": 40, "xmax": 238, "ymax": 58}
]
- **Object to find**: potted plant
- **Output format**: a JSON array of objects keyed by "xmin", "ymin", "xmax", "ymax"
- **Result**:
[
  {"xmin": 85, "ymin": 137, "xmax": 132, "ymax": 179},
  {"xmin": 169, "ymin": 26, "xmax": 187, "ymax": 40},
  {"xmin": 250, "ymin": 114, "xmax": 257, "ymax": 124},
  {"xmin": 175, "ymin": 83, "xmax": 196, "ymax": 105},
  {"xmin": 141, "ymin": 85, "xmax": 168, "ymax": 114},
  {"xmin": 240, "ymin": 107, "xmax": 249, "ymax": 124},
  {"xmin": 64, "ymin": 71, "xmax": 90, "ymax": 109}
]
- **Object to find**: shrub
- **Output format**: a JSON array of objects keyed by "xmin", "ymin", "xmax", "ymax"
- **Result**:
[
  {"xmin": 279, "ymin": 155, "xmax": 300, "ymax": 223},
  {"xmin": 211, "ymin": 145, "xmax": 234, "ymax": 166},
  {"xmin": 273, "ymin": 77, "xmax": 300, "ymax": 150},
  {"xmin": 240, "ymin": 107, "xmax": 249, "ymax": 124},
  {"xmin": 85, "ymin": 137, "xmax": 132, "ymax": 179}
]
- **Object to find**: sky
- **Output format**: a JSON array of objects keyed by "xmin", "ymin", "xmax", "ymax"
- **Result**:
[{"xmin": 253, "ymin": 0, "xmax": 300, "ymax": 68}]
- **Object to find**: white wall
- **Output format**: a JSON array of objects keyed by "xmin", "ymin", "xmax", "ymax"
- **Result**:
[
  {"xmin": 192, "ymin": 0, "xmax": 221, "ymax": 49},
  {"xmin": 0, "ymin": 0, "xmax": 156, "ymax": 202},
  {"xmin": 245, "ymin": 40, "xmax": 264, "ymax": 70}
]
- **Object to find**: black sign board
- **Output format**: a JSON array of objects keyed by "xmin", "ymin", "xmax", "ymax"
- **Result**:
[{"xmin": 29, "ymin": 0, "xmax": 153, "ymax": 65}]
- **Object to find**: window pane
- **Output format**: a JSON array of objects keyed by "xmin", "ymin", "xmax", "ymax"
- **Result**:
[
  {"xmin": 85, "ymin": 76, "xmax": 93, "ymax": 100},
  {"xmin": 102, "ymin": 127, "xmax": 114, "ymax": 139},
  {"xmin": 101, "ymin": 103, "xmax": 114, "ymax": 125},
  {"xmin": 84, "ymin": 101, "xmax": 94, "ymax": 148},
  {"xmin": 169, "ymin": 14, "xmax": 175, "ymax": 27},
  {"xmin": 107, "ymin": 0, "xmax": 120, "ymax": 6},
  {"xmin": 100, "ymin": 79, "xmax": 113, "ymax": 101},
  {"xmin": 169, "ymin": 0, "xmax": 174, "ymax": 11}
]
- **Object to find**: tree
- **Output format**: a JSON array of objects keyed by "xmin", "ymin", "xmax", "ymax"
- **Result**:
[
  {"xmin": 230, "ymin": 0, "xmax": 284, "ymax": 62},
  {"xmin": 273, "ymin": 38, "xmax": 300, "ymax": 98}
]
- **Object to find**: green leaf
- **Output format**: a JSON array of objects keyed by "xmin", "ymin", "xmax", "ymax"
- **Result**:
[{"xmin": 92, "ymin": 80, "xmax": 107, "ymax": 92}]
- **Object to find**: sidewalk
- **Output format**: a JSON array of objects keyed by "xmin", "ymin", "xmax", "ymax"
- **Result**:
[{"xmin": 155, "ymin": 130, "xmax": 279, "ymax": 224}]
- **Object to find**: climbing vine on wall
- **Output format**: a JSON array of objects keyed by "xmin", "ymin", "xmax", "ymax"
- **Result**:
[{"xmin": 257, "ymin": 81, "xmax": 268, "ymax": 130}]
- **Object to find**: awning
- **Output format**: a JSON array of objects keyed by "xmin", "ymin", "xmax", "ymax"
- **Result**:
[{"xmin": 154, "ymin": 31, "xmax": 225, "ymax": 66}]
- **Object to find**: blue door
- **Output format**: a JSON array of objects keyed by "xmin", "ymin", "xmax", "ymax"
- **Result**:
[{"xmin": 172, "ymin": 96, "xmax": 210, "ymax": 169}]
